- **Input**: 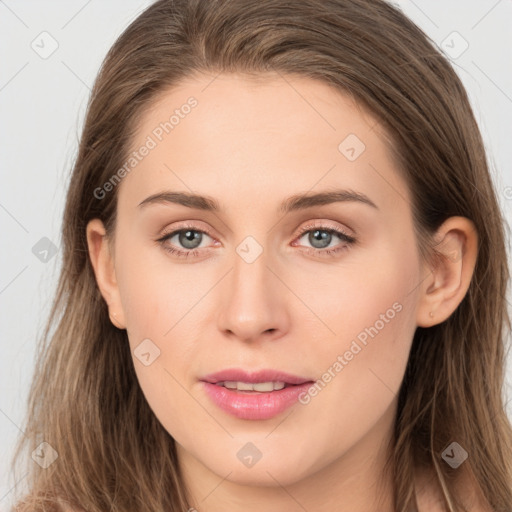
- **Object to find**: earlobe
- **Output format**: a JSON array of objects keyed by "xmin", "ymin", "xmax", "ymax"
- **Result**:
[
  {"xmin": 86, "ymin": 219, "xmax": 127, "ymax": 329},
  {"xmin": 416, "ymin": 216, "xmax": 478, "ymax": 328},
  {"xmin": 108, "ymin": 311, "xmax": 125, "ymax": 330}
]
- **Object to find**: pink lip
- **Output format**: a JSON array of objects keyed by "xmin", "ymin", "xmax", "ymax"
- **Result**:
[
  {"xmin": 202, "ymin": 369, "xmax": 312, "ymax": 385},
  {"xmin": 200, "ymin": 368, "xmax": 314, "ymax": 420}
]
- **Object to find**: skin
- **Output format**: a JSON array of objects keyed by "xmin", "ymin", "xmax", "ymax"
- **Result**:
[{"xmin": 87, "ymin": 73, "xmax": 478, "ymax": 512}]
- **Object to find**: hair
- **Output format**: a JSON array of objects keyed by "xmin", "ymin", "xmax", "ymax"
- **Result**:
[{"xmin": 9, "ymin": 0, "xmax": 512, "ymax": 511}]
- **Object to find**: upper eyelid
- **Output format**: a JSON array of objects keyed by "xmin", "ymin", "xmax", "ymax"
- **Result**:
[
  {"xmin": 296, "ymin": 221, "xmax": 353, "ymax": 236},
  {"xmin": 159, "ymin": 224, "xmax": 214, "ymax": 241}
]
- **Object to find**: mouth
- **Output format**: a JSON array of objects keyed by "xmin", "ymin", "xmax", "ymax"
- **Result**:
[
  {"xmin": 200, "ymin": 368, "xmax": 315, "ymax": 420},
  {"xmin": 213, "ymin": 381, "xmax": 293, "ymax": 392}
]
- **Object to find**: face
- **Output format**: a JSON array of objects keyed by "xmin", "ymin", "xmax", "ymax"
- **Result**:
[{"xmin": 95, "ymin": 73, "xmax": 427, "ymax": 487}]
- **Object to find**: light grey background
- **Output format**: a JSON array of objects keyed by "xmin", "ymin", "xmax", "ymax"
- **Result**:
[{"xmin": 1, "ymin": 0, "xmax": 511, "ymax": 508}]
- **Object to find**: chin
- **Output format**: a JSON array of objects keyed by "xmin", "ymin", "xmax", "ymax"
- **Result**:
[{"xmin": 190, "ymin": 437, "xmax": 324, "ymax": 488}]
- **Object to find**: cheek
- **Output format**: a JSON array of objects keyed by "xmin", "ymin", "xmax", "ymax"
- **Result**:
[
  {"xmin": 114, "ymin": 237, "xmax": 198, "ymax": 339},
  {"xmin": 294, "ymin": 240, "xmax": 420, "ymax": 445},
  {"xmin": 290, "ymin": 238, "xmax": 419, "ymax": 353},
  {"xmin": 333, "ymin": 242, "xmax": 419, "ymax": 378},
  {"xmin": 113, "ymin": 238, "xmax": 203, "ymax": 425}
]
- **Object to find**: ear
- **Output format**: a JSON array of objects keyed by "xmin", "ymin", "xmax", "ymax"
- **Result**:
[
  {"xmin": 86, "ymin": 219, "xmax": 127, "ymax": 329},
  {"xmin": 416, "ymin": 216, "xmax": 478, "ymax": 327}
]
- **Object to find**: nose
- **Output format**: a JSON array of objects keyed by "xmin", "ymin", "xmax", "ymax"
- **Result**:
[{"xmin": 216, "ymin": 246, "xmax": 290, "ymax": 343}]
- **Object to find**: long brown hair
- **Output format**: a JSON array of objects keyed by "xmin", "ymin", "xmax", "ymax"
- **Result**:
[{"xmin": 10, "ymin": 1, "xmax": 512, "ymax": 510}]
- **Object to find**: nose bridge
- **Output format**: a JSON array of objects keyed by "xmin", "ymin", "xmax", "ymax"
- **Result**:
[
  {"xmin": 216, "ymin": 233, "xmax": 288, "ymax": 341},
  {"xmin": 230, "ymin": 235, "xmax": 275, "ymax": 312},
  {"xmin": 233, "ymin": 238, "xmax": 270, "ymax": 297}
]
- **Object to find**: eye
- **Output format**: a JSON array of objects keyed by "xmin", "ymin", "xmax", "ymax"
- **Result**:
[
  {"xmin": 156, "ymin": 221, "xmax": 356, "ymax": 259},
  {"xmin": 156, "ymin": 224, "xmax": 215, "ymax": 259},
  {"xmin": 292, "ymin": 222, "xmax": 356, "ymax": 257}
]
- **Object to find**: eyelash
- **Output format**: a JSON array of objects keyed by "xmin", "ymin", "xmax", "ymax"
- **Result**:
[{"xmin": 156, "ymin": 222, "xmax": 356, "ymax": 259}]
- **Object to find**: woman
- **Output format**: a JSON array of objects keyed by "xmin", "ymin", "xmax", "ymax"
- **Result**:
[{"xmin": 10, "ymin": 0, "xmax": 512, "ymax": 510}]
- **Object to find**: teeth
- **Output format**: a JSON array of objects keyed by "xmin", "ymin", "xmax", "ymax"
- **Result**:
[{"xmin": 219, "ymin": 381, "xmax": 287, "ymax": 392}]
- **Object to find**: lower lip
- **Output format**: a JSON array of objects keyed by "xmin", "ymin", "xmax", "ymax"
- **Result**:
[{"xmin": 202, "ymin": 382, "xmax": 313, "ymax": 420}]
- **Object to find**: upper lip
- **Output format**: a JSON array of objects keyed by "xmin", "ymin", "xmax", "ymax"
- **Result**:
[{"xmin": 200, "ymin": 368, "xmax": 314, "ymax": 385}]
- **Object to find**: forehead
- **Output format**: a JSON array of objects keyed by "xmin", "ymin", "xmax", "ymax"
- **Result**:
[{"xmin": 117, "ymin": 72, "xmax": 410, "ymax": 218}]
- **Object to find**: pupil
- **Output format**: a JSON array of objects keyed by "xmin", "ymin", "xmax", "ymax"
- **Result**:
[
  {"xmin": 180, "ymin": 230, "xmax": 201, "ymax": 249},
  {"xmin": 310, "ymin": 229, "xmax": 331, "ymax": 249}
]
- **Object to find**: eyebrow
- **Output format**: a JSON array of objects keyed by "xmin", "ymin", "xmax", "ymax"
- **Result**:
[{"xmin": 137, "ymin": 189, "xmax": 378, "ymax": 213}]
